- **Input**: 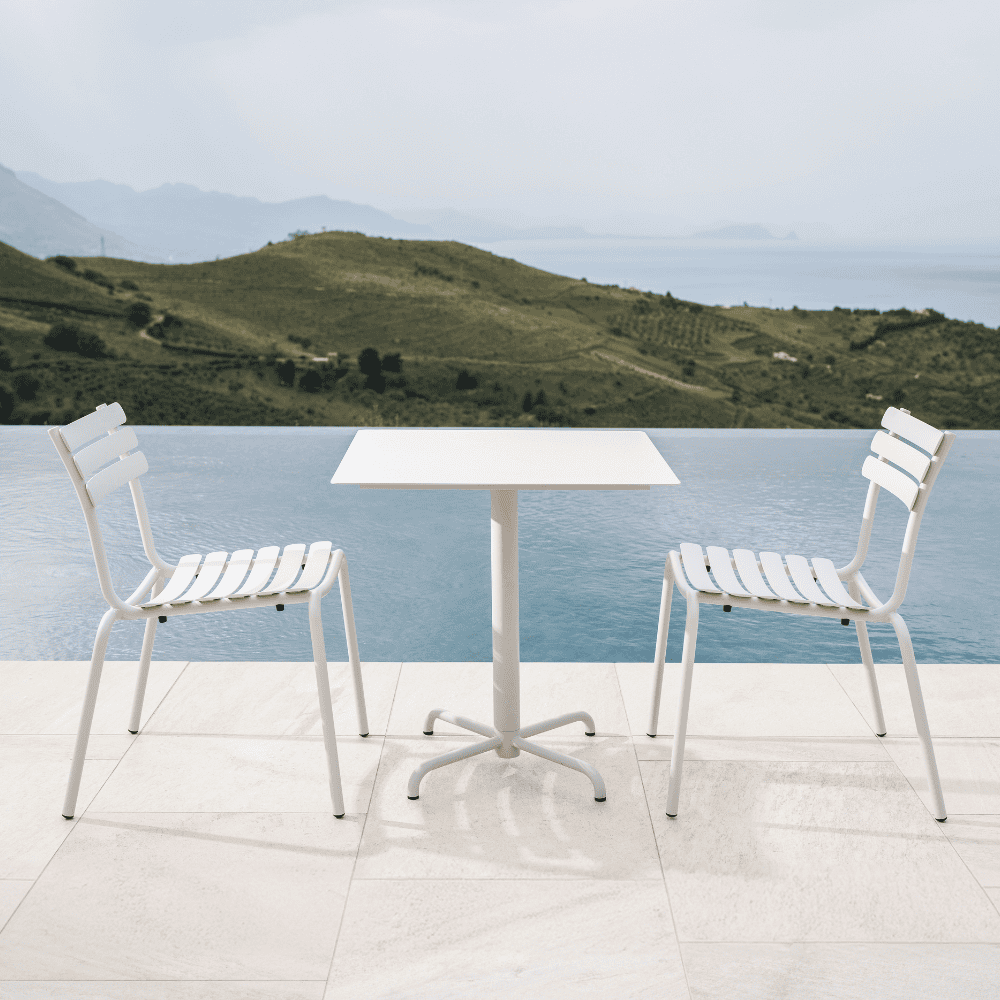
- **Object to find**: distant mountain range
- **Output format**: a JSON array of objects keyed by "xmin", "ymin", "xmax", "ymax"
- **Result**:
[
  {"xmin": 689, "ymin": 223, "xmax": 798, "ymax": 240},
  {"xmin": 0, "ymin": 165, "xmax": 155, "ymax": 261}
]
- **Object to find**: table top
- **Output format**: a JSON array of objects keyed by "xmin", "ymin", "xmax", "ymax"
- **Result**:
[{"xmin": 331, "ymin": 428, "xmax": 680, "ymax": 490}]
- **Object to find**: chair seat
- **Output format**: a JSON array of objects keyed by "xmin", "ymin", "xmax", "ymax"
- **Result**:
[
  {"xmin": 141, "ymin": 541, "xmax": 335, "ymax": 607},
  {"xmin": 677, "ymin": 542, "xmax": 866, "ymax": 610}
]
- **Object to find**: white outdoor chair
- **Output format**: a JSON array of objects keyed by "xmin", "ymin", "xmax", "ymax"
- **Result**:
[
  {"xmin": 648, "ymin": 407, "xmax": 955, "ymax": 821},
  {"xmin": 49, "ymin": 402, "xmax": 368, "ymax": 820}
]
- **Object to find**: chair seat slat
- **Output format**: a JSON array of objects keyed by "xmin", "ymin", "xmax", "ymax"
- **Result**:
[
  {"xmin": 733, "ymin": 549, "xmax": 777, "ymax": 599},
  {"xmin": 86, "ymin": 452, "xmax": 149, "ymax": 506},
  {"xmin": 229, "ymin": 546, "xmax": 281, "ymax": 597},
  {"xmin": 74, "ymin": 427, "xmax": 138, "ymax": 479},
  {"xmin": 204, "ymin": 549, "xmax": 255, "ymax": 600},
  {"xmin": 258, "ymin": 544, "xmax": 308, "ymax": 596},
  {"xmin": 705, "ymin": 546, "xmax": 750, "ymax": 597},
  {"xmin": 812, "ymin": 558, "xmax": 865, "ymax": 609},
  {"xmin": 759, "ymin": 551, "xmax": 805, "ymax": 601},
  {"xmin": 144, "ymin": 554, "xmax": 202, "ymax": 606},
  {"xmin": 174, "ymin": 551, "xmax": 228, "ymax": 603},
  {"xmin": 287, "ymin": 541, "xmax": 334, "ymax": 592},
  {"xmin": 882, "ymin": 406, "xmax": 944, "ymax": 455},
  {"xmin": 871, "ymin": 431, "xmax": 931, "ymax": 482},
  {"xmin": 60, "ymin": 403, "xmax": 126, "ymax": 451},
  {"xmin": 679, "ymin": 544, "xmax": 721, "ymax": 593},
  {"xmin": 785, "ymin": 554, "xmax": 837, "ymax": 605},
  {"xmin": 862, "ymin": 455, "xmax": 920, "ymax": 509}
]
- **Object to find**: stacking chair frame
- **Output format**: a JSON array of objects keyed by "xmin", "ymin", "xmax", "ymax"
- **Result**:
[
  {"xmin": 49, "ymin": 403, "xmax": 368, "ymax": 820},
  {"xmin": 648, "ymin": 407, "xmax": 955, "ymax": 821}
]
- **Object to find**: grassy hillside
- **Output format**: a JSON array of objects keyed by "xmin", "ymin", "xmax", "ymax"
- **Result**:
[{"xmin": 1, "ymin": 233, "xmax": 997, "ymax": 428}]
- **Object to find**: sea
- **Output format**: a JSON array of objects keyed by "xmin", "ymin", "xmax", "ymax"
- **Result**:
[
  {"xmin": 3, "ymin": 427, "xmax": 997, "ymax": 665},
  {"xmin": 477, "ymin": 240, "xmax": 1000, "ymax": 327}
]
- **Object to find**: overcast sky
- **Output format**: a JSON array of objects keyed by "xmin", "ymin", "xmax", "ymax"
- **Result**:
[{"xmin": 2, "ymin": 0, "xmax": 997, "ymax": 241}]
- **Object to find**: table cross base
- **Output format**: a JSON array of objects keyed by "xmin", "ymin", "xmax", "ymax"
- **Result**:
[{"xmin": 407, "ymin": 709, "xmax": 607, "ymax": 801}]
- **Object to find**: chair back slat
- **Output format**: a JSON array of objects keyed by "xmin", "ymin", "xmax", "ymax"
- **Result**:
[
  {"xmin": 60, "ymin": 402, "xmax": 126, "ymax": 451},
  {"xmin": 870, "ymin": 431, "xmax": 931, "ymax": 482},
  {"xmin": 882, "ymin": 406, "xmax": 944, "ymax": 455},
  {"xmin": 86, "ymin": 452, "xmax": 150, "ymax": 506},
  {"xmin": 74, "ymin": 427, "xmax": 139, "ymax": 479},
  {"xmin": 862, "ymin": 454, "xmax": 919, "ymax": 509}
]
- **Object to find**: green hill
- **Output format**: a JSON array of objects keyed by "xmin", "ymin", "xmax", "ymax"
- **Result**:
[{"xmin": 1, "ymin": 233, "xmax": 997, "ymax": 428}]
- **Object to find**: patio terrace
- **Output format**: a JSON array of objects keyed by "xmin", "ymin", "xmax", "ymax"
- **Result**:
[{"xmin": 1, "ymin": 658, "xmax": 997, "ymax": 998}]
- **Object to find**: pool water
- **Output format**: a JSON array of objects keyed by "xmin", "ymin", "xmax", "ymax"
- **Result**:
[{"xmin": 2, "ymin": 427, "xmax": 997, "ymax": 664}]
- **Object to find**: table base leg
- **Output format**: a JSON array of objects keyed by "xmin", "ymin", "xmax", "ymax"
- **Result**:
[{"xmin": 409, "ymin": 709, "xmax": 606, "ymax": 802}]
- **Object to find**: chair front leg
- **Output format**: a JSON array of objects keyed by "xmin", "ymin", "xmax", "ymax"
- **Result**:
[
  {"xmin": 648, "ymin": 558, "xmax": 675, "ymax": 737},
  {"xmin": 849, "ymin": 579, "xmax": 886, "ymax": 737},
  {"xmin": 128, "ymin": 615, "xmax": 158, "ymax": 734},
  {"xmin": 338, "ymin": 559, "xmax": 369, "ymax": 737},
  {"xmin": 63, "ymin": 608, "xmax": 117, "ymax": 819},
  {"xmin": 890, "ymin": 613, "xmax": 947, "ymax": 821},
  {"xmin": 308, "ymin": 592, "xmax": 347, "ymax": 818},
  {"xmin": 665, "ymin": 594, "xmax": 700, "ymax": 818}
]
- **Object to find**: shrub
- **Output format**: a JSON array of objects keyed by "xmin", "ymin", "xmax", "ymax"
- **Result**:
[
  {"xmin": 357, "ymin": 348, "xmax": 381, "ymax": 377},
  {"xmin": 48, "ymin": 255, "xmax": 76, "ymax": 272},
  {"xmin": 381, "ymin": 352, "xmax": 402, "ymax": 373},
  {"xmin": 456, "ymin": 369, "xmax": 478, "ymax": 391},
  {"xmin": 0, "ymin": 348, "xmax": 11, "ymax": 371},
  {"xmin": 0, "ymin": 384, "xmax": 13, "ymax": 420},
  {"xmin": 119, "ymin": 279, "xmax": 139, "ymax": 291},
  {"xmin": 44, "ymin": 322, "xmax": 108, "ymax": 358},
  {"xmin": 13, "ymin": 372, "xmax": 40, "ymax": 400},
  {"xmin": 299, "ymin": 369, "xmax": 323, "ymax": 393},
  {"xmin": 126, "ymin": 302, "xmax": 153, "ymax": 327},
  {"xmin": 522, "ymin": 391, "xmax": 534, "ymax": 412},
  {"xmin": 277, "ymin": 360, "xmax": 296, "ymax": 386}
]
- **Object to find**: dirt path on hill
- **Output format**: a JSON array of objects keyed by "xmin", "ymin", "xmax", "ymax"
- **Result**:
[
  {"xmin": 592, "ymin": 351, "xmax": 708, "ymax": 392},
  {"xmin": 138, "ymin": 314, "xmax": 165, "ymax": 341}
]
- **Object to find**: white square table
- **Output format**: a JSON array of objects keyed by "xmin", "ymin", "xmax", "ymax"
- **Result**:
[{"xmin": 331, "ymin": 428, "xmax": 679, "ymax": 801}]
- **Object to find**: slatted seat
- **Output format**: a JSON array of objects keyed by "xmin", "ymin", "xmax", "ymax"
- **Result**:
[
  {"xmin": 648, "ymin": 407, "xmax": 955, "ymax": 822},
  {"xmin": 49, "ymin": 403, "xmax": 369, "ymax": 820}
]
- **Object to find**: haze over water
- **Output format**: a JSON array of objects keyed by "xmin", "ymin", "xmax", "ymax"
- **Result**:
[{"xmin": 482, "ymin": 241, "xmax": 1000, "ymax": 328}]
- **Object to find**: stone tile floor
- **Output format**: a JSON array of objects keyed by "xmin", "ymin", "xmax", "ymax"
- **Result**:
[{"xmin": 0, "ymin": 659, "xmax": 997, "ymax": 999}]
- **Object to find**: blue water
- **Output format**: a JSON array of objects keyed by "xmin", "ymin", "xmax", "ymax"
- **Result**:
[
  {"xmin": 2, "ymin": 427, "xmax": 997, "ymax": 664},
  {"xmin": 481, "ymin": 240, "xmax": 1000, "ymax": 328}
]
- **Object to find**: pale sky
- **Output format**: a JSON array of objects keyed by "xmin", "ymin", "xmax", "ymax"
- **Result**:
[{"xmin": 2, "ymin": 0, "xmax": 998, "ymax": 241}]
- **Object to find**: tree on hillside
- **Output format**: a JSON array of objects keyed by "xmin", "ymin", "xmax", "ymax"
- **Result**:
[
  {"xmin": 127, "ymin": 302, "xmax": 153, "ymax": 327},
  {"xmin": 381, "ymin": 352, "xmax": 402, "ymax": 373},
  {"xmin": 299, "ymin": 369, "xmax": 322, "ymax": 393},
  {"xmin": 277, "ymin": 360, "xmax": 297, "ymax": 387},
  {"xmin": 48, "ymin": 256, "xmax": 76, "ymax": 272},
  {"xmin": 456, "ymin": 369, "xmax": 478, "ymax": 391},
  {"xmin": 44, "ymin": 322, "xmax": 108, "ymax": 358}
]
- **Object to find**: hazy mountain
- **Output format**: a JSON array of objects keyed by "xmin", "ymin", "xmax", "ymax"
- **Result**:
[
  {"xmin": 0, "ymin": 164, "xmax": 152, "ymax": 261},
  {"xmin": 15, "ymin": 172, "xmax": 432, "ymax": 263},
  {"xmin": 391, "ymin": 208, "xmax": 593, "ymax": 243}
]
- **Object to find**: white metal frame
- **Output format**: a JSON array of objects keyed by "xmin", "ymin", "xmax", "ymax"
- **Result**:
[
  {"xmin": 648, "ymin": 407, "xmax": 956, "ymax": 821},
  {"xmin": 49, "ymin": 403, "xmax": 368, "ymax": 819}
]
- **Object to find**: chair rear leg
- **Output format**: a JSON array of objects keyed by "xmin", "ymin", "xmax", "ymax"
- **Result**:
[
  {"xmin": 308, "ymin": 593, "xmax": 347, "ymax": 818},
  {"xmin": 648, "ymin": 561, "xmax": 674, "ymax": 737},
  {"xmin": 128, "ymin": 616, "xmax": 158, "ymax": 734},
  {"xmin": 855, "ymin": 621, "xmax": 887, "ymax": 737},
  {"xmin": 63, "ymin": 608, "xmax": 117, "ymax": 819},
  {"xmin": 890, "ymin": 612, "xmax": 947, "ymax": 821},
  {"xmin": 665, "ymin": 595, "xmax": 700, "ymax": 818},
  {"xmin": 338, "ymin": 559, "xmax": 369, "ymax": 737}
]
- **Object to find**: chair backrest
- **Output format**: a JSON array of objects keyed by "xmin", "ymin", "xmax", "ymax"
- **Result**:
[
  {"xmin": 49, "ymin": 403, "xmax": 163, "ymax": 610},
  {"xmin": 847, "ymin": 407, "xmax": 955, "ymax": 612}
]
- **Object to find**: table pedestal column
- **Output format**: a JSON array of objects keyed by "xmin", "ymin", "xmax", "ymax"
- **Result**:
[{"xmin": 491, "ymin": 489, "xmax": 520, "ymax": 757}]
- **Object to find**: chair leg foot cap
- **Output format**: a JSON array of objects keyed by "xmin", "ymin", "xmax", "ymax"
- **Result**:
[
  {"xmin": 407, "ymin": 795, "xmax": 419, "ymax": 800},
  {"xmin": 422, "ymin": 730, "xmax": 434, "ymax": 736},
  {"xmin": 595, "ymin": 796, "xmax": 606, "ymax": 802},
  {"xmin": 128, "ymin": 729, "xmax": 138, "ymax": 735},
  {"xmin": 62, "ymin": 814, "xmax": 73, "ymax": 820},
  {"xmin": 936, "ymin": 816, "xmax": 947, "ymax": 822},
  {"xmin": 666, "ymin": 813, "xmax": 677, "ymax": 818},
  {"xmin": 876, "ymin": 733, "xmax": 886, "ymax": 737},
  {"xmin": 360, "ymin": 732, "xmax": 369, "ymax": 737},
  {"xmin": 585, "ymin": 731, "xmax": 595, "ymax": 737},
  {"xmin": 646, "ymin": 733, "xmax": 657, "ymax": 738},
  {"xmin": 334, "ymin": 813, "xmax": 345, "ymax": 819}
]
